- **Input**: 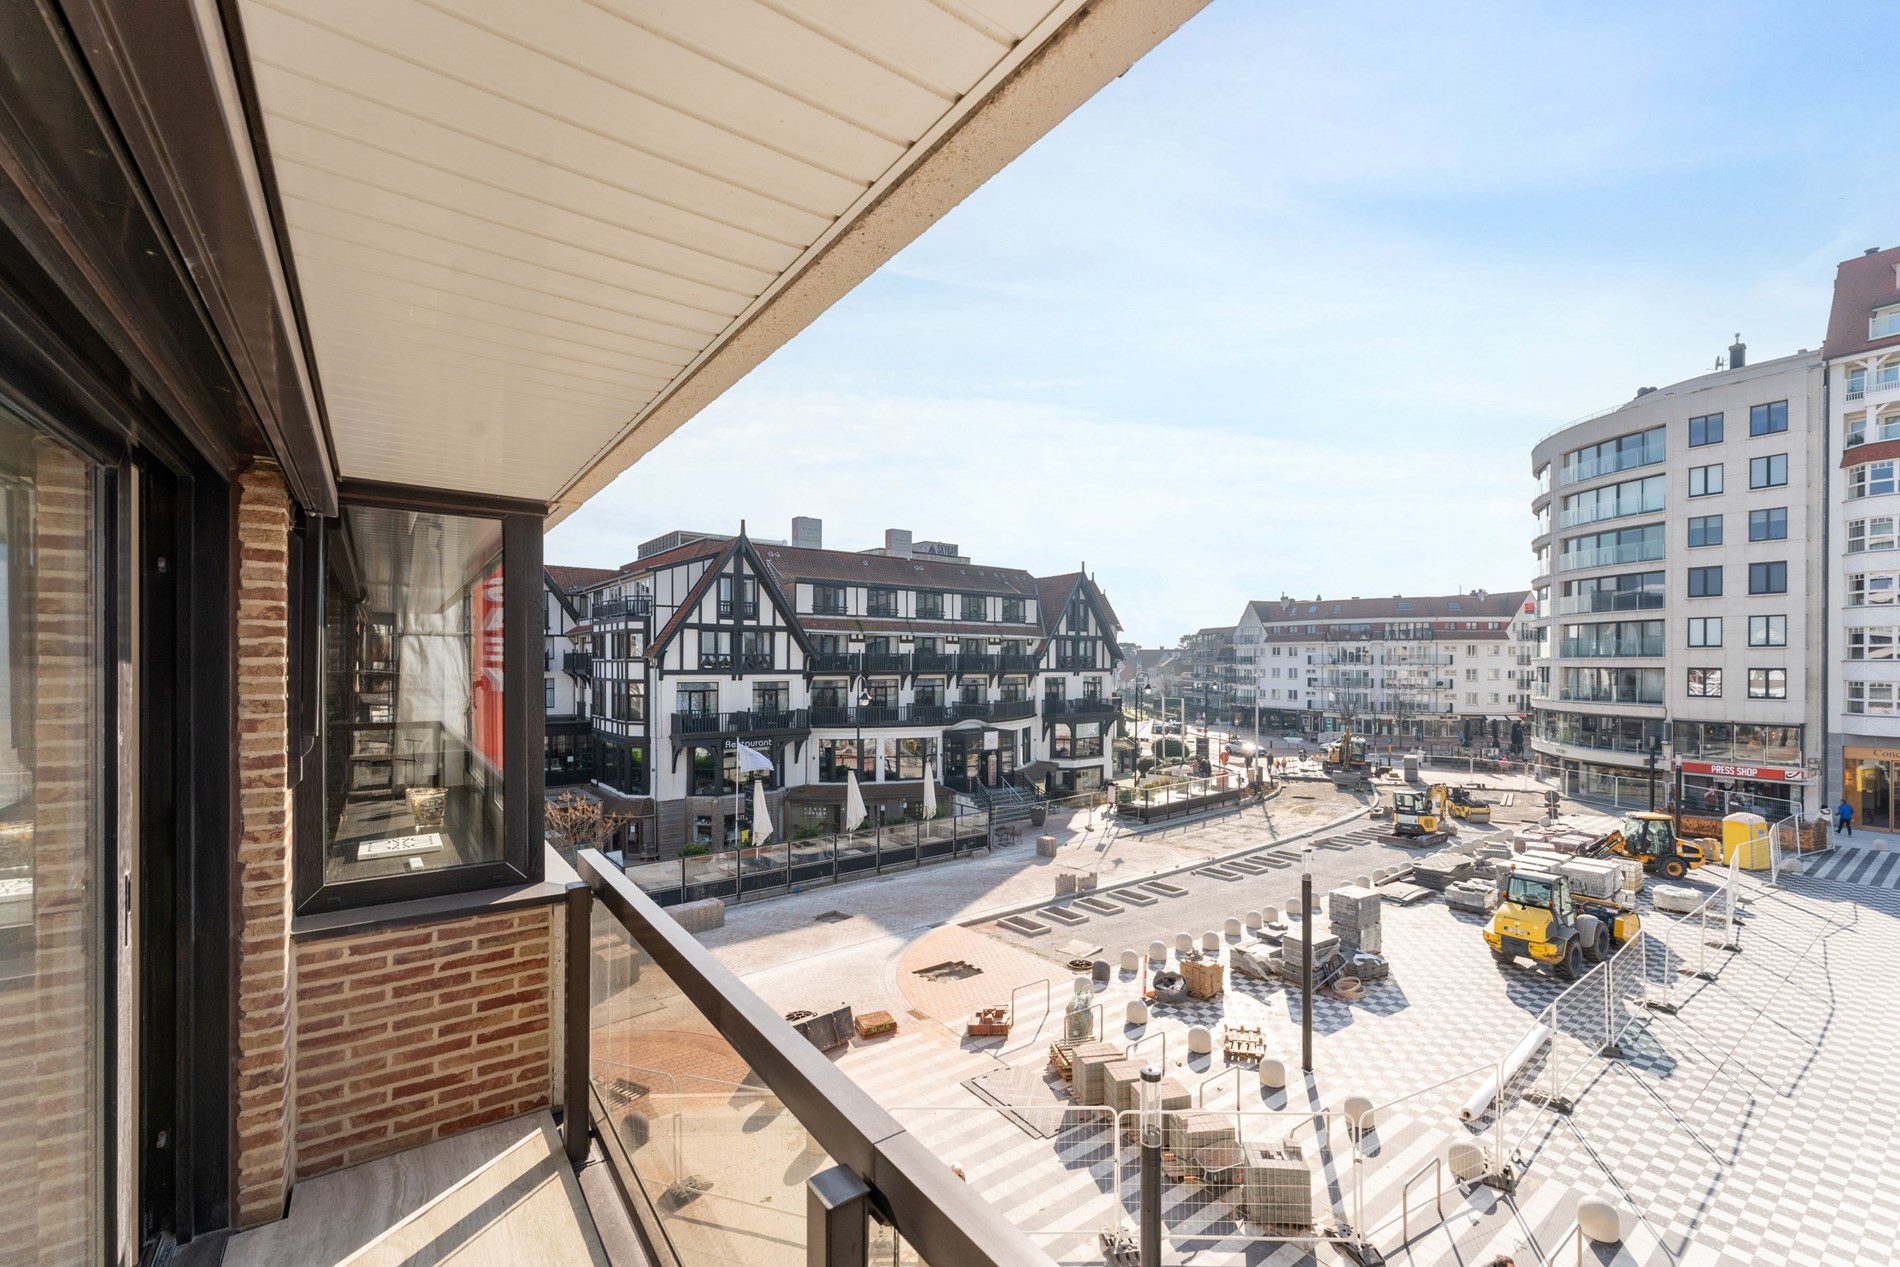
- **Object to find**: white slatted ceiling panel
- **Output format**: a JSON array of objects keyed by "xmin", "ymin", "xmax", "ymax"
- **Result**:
[{"xmin": 237, "ymin": 0, "xmax": 1072, "ymax": 501}]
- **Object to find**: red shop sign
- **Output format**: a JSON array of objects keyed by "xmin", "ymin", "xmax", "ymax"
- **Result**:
[{"xmin": 1675, "ymin": 759, "xmax": 1800, "ymax": 781}]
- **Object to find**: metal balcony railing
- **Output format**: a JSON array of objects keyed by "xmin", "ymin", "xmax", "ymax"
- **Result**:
[
  {"xmin": 991, "ymin": 699, "xmax": 1037, "ymax": 721},
  {"xmin": 670, "ymin": 709, "xmax": 810, "ymax": 736},
  {"xmin": 1042, "ymin": 695, "xmax": 1121, "ymax": 717},
  {"xmin": 563, "ymin": 651, "xmax": 592, "ymax": 676},
  {"xmin": 862, "ymin": 652, "xmax": 906, "ymax": 673},
  {"xmin": 575, "ymin": 850, "xmax": 1052, "ymax": 1267},
  {"xmin": 954, "ymin": 652, "xmax": 996, "ymax": 672},
  {"xmin": 716, "ymin": 600, "xmax": 759, "ymax": 619},
  {"xmin": 949, "ymin": 700, "xmax": 992, "ymax": 720},
  {"xmin": 997, "ymin": 653, "xmax": 1038, "ymax": 672},
  {"xmin": 1054, "ymin": 655, "xmax": 1094, "ymax": 670},
  {"xmin": 808, "ymin": 652, "xmax": 854, "ymax": 672},
  {"xmin": 910, "ymin": 652, "xmax": 953, "ymax": 672},
  {"xmin": 591, "ymin": 595, "xmax": 653, "ymax": 620}
]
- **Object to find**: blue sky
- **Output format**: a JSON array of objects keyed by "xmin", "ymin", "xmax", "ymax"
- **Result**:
[{"xmin": 547, "ymin": 0, "xmax": 1898, "ymax": 646}]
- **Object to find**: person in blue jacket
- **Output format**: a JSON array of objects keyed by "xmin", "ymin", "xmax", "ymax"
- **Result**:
[{"xmin": 1837, "ymin": 798, "xmax": 1854, "ymax": 837}]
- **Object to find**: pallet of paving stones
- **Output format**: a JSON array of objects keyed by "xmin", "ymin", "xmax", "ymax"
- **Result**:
[
  {"xmin": 1445, "ymin": 879, "xmax": 1500, "ymax": 914},
  {"xmin": 1411, "ymin": 854, "xmax": 1476, "ymax": 891},
  {"xmin": 1181, "ymin": 958, "xmax": 1225, "ymax": 999},
  {"xmin": 1326, "ymin": 885, "xmax": 1382, "ymax": 928}
]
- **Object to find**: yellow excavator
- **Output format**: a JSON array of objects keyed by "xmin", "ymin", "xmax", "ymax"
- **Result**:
[
  {"xmin": 1390, "ymin": 787, "xmax": 1449, "ymax": 844},
  {"xmin": 1322, "ymin": 730, "xmax": 1371, "ymax": 788},
  {"xmin": 1484, "ymin": 867, "xmax": 1642, "ymax": 979}
]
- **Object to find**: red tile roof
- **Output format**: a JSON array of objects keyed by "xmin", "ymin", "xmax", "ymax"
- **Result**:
[
  {"xmin": 545, "ymin": 565, "xmax": 620, "ymax": 593},
  {"xmin": 1825, "ymin": 246, "xmax": 1900, "ymax": 360}
]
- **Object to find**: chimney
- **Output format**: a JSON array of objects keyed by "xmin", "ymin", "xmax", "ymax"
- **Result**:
[
  {"xmin": 884, "ymin": 528, "xmax": 913, "ymax": 559},
  {"xmin": 791, "ymin": 516, "xmax": 822, "ymax": 549},
  {"xmin": 1867, "ymin": 247, "xmax": 1881, "ymax": 256},
  {"xmin": 1728, "ymin": 333, "xmax": 1746, "ymax": 370}
]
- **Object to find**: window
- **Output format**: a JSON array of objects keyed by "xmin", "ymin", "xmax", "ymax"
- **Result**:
[
  {"xmin": 312, "ymin": 502, "xmax": 532, "ymax": 911},
  {"xmin": 1849, "ymin": 462, "xmax": 1898, "ymax": 500},
  {"xmin": 1747, "ymin": 669, "xmax": 1787, "ymax": 700},
  {"xmin": 1559, "ymin": 474, "xmax": 1665, "ymax": 527},
  {"xmin": 1688, "ymin": 412, "xmax": 1723, "ymax": 446},
  {"xmin": 1688, "ymin": 464, "xmax": 1723, "ymax": 496},
  {"xmin": 1749, "ymin": 615, "xmax": 1787, "ymax": 647},
  {"xmin": 1850, "ymin": 517, "xmax": 1900, "ymax": 553},
  {"xmin": 1848, "ymin": 628, "xmax": 1899, "ymax": 660},
  {"xmin": 717, "ymin": 574, "xmax": 758, "ymax": 618},
  {"xmin": 752, "ymin": 680, "xmax": 789, "ymax": 714},
  {"xmin": 1748, "ymin": 507, "xmax": 1788, "ymax": 541},
  {"xmin": 812, "ymin": 583, "xmax": 845, "ymax": 614},
  {"xmin": 866, "ymin": 586, "xmax": 897, "ymax": 617},
  {"xmin": 1558, "ymin": 425, "xmax": 1665, "ymax": 484},
  {"xmin": 1465, "ymin": 668, "xmax": 1478, "ymax": 682},
  {"xmin": 1559, "ymin": 523, "xmax": 1665, "ymax": 570},
  {"xmin": 1687, "ymin": 514, "xmax": 1722, "ymax": 547},
  {"xmin": 1748, "ymin": 561, "xmax": 1788, "ymax": 594},
  {"xmin": 915, "ymin": 591, "xmax": 944, "ymax": 619},
  {"xmin": 1687, "ymin": 668, "xmax": 1722, "ymax": 697},
  {"xmin": 1688, "ymin": 617, "xmax": 1722, "ymax": 648},
  {"xmin": 962, "ymin": 593, "xmax": 986, "ymax": 621},
  {"xmin": 1749, "ymin": 454, "xmax": 1788, "ymax": 488},
  {"xmin": 1002, "ymin": 597, "xmax": 1025, "ymax": 623},
  {"xmin": 1849, "ymin": 572, "xmax": 1900, "ymax": 605},
  {"xmin": 1748, "ymin": 400, "xmax": 1788, "ymax": 436},
  {"xmin": 1687, "ymin": 566, "xmax": 1722, "ymax": 597},
  {"xmin": 1873, "ymin": 305, "xmax": 1900, "ymax": 339},
  {"xmin": 545, "ymin": 678, "xmax": 555, "ymax": 710},
  {"xmin": 1849, "ymin": 681, "xmax": 1900, "ymax": 715}
]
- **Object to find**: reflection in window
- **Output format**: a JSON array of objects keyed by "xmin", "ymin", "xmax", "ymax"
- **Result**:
[{"xmin": 323, "ymin": 505, "xmax": 505, "ymax": 886}]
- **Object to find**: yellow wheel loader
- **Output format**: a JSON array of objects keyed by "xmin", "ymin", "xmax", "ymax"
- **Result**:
[{"xmin": 1484, "ymin": 868, "xmax": 1642, "ymax": 980}]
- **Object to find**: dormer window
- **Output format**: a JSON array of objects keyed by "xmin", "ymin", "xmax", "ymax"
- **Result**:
[{"xmin": 1873, "ymin": 304, "xmax": 1900, "ymax": 339}]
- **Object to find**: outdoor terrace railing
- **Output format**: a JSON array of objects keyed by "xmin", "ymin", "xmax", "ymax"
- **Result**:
[
  {"xmin": 997, "ymin": 652, "xmax": 1039, "ymax": 671},
  {"xmin": 949, "ymin": 699, "xmax": 992, "ymax": 720},
  {"xmin": 592, "ymin": 595, "xmax": 653, "ymax": 620},
  {"xmin": 862, "ymin": 651, "xmax": 907, "ymax": 673},
  {"xmin": 1043, "ymin": 696, "xmax": 1121, "ymax": 717},
  {"xmin": 564, "ymin": 651, "xmax": 593, "ymax": 676},
  {"xmin": 807, "ymin": 651, "xmax": 854, "ymax": 672},
  {"xmin": 954, "ymin": 651, "xmax": 996, "ymax": 672},
  {"xmin": 576, "ymin": 846, "xmax": 1052, "ymax": 1267},
  {"xmin": 670, "ymin": 709, "xmax": 810, "ymax": 736},
  {"xmin": 909, "ymin": 651, "xmax": 953, "ymax": 672}
]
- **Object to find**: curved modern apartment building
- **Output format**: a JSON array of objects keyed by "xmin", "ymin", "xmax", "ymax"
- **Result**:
[{"xmin": 1530, "ymin": 348, "xmax": 1823, "ymax": 817}]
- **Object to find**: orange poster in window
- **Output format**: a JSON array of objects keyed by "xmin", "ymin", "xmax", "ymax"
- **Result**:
[{"xmin": 472, "ymin": 565, "xmax": 505, "ymax": 770}]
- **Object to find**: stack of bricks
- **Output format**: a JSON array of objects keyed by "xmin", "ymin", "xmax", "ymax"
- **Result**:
[
  {"xmin": 232, "ymin": 463, "xmax": 296, "ymax": 1227},
  {"xmin": 292, "ymin": 907, "xmax": 555, "ymax": 1180}
]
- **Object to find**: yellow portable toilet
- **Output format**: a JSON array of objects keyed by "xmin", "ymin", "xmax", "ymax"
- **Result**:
[{"xmin": 1721, "ymin": 812, "xmax": 1771, "ymax": 870}]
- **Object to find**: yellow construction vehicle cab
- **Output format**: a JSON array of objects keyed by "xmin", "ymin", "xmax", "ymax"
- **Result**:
[
  {"xmin": 1322, "ymin": 731, "xmax": 1369, "ymax": 772},
  {"xmin": 1611, "ymin": 811, "xmax": 1709, "ymax": 879},
  {"xmin": 1389, "ymin": 789, "xmax": 1446, "ymax": 842},
  {"xmin": 1484, "ymin": 868, "xmax": 1642, "ymax": 979}
]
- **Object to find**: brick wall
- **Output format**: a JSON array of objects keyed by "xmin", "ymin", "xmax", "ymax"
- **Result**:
[
  {"xmin": 292, "ymin": 906, "xmax": 555, "ymax": 1179},
  {"xmin": 232, "ymin": 464, "xmax": 296, "ymax": 1226}
]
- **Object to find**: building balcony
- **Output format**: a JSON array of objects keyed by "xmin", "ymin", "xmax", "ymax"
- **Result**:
[
  {"xmin": 992, "ymin": 698, "xmax": 1037, "ymax": 721},
  {"xmin": 699, "ymin": 651, "xmax": 777, "ymax": 671},
  {"xmin": 954, "ymin": 651, "xmax": 997, "ymax": 672},
  {"xmin": 590, "ymin": 595, "xmax": 652, "ymax": 620},
  {"xmin": 910, "ymin": 651, "xmax": 954, "ymax": 672},
  {"xmin": 1557, "ymin": 638, "xmax": 1665, "ymax": 659},
  {"xmin": 1054, "ymin": 654, "xmax": 1095, "ymax": 670},
  {"xmin": 948, "ymin": 700, "xmax": 992, "ymax": 720},
  {"xmin": 808, "ymin": 651, "xmax": 854, "ymax": 672},
  {"xmin": 575, "ymin": 852, "xmax": 1043, "ymax": 1267},
  {"xmin": 716, "ymin": 599, "xmax": 759, "ymax": 619},
  {"xmin": 998, "ymin": 652, "xmax": 1039, "ymax": 672},
  {"xmin": 670, "ymin": 708, "xmax": 810, "ymax": 737},
  {"xmin": 1044, "ymin": 695, "xmax": 1122, "ymax": 718},
  {"xmin": 1554, "ymin": 591, "xmax": 1664, "ymax": 616},
  {"xmin": 562, "ymin": 651, "xmax": 592, "ymax": 677},
  {"xmin": 863, "ymin": 652, "xmax": 907, "ymax": 673}
]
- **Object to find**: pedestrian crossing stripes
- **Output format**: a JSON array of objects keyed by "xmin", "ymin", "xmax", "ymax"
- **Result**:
[{"xmin": 1796, "ymin": 845, "xmax": 1900, "ymax": 889}]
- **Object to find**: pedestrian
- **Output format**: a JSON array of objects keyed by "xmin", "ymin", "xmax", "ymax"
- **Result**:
[{"xmin": 1837, "ymin": 798, "xmax": 1854, "ymax": 837}]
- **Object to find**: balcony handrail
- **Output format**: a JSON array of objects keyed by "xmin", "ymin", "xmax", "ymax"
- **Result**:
[{"xmin": 576, "ymin": 849, "xmax": 1054, "ymax": 1267}]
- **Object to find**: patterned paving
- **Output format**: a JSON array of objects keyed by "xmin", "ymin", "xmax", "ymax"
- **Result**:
[
  {"xmin": 802, "ymin": 829, "xmax": 1900, "ymax": 1267},
  {"xmin": 1795, "ymin": 842, "xmax": 1900, "ymax": 889}
]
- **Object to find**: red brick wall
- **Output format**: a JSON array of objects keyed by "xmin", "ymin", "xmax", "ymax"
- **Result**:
[
  {"xmin": 291, "ymin": 907, "xmax": 555, "ymax": 1178},
  {"xmin": 233, "ymin": 464, "xmax": 295, "ymax": 1226}
]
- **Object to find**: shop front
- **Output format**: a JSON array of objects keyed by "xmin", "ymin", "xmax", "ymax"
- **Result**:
[
  {"xmin": 1675, "ymin": 758, "xmax": 1808, "ymax": 821},
  {"xmin": 1842, "ymin": 746, "xmax": 1900, "ymax": 832}
]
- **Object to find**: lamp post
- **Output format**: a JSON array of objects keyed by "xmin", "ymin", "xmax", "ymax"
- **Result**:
[
  {"xmin": 1138, "ymin": 1065, "xmax": 1162, "ymax": 1267},
  {"xmin": 1645, "ymin": 733, "xmax": 1662, "ymax": 812},
  {"xmin": 1301, "ymin": 844, "xmax": 1315, "ymax": 1074}
]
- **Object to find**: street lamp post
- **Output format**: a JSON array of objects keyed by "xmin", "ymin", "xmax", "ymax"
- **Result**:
[
  {"xmin": 1645, "ymin": 733, "xmax": 1662, "ymax": 812},
  {"xmin": 1301, "ymin": 844, "xmax": 1315, "ymax": 1074},
  {"xmin": 1138, "ymin": 1065, "xmax": 1162, "ymax": 1267}
]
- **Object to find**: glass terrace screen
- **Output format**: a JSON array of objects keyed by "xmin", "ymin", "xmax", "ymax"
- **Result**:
[{"xmin": 323, "ymin": 505, "xmax": 505, "ymax": 885}]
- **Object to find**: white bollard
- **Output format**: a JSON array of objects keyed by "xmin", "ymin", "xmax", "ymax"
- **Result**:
[
  {"xmin": 1245, "ymin": 909, "xmax": 1263, "ymax": 930},
  {"xmin": 1201, "ymin": 930, "xmax": 1220, "ymax": 953},
  {"xmin": 1187, "ymin": 1025, "xmax": 1213, "ymax": 1055},
  {"xmin": 1258, "ymin": 1058, "xmax": 1287, "ymax": 1089},
  {"xmin": 1148, "ymin": 940, "xmax": 1168, "ymax": 964},
  {"xmin": 1125, "ymin": 999, "xmax": 1150, "ymax": 1025},
  {"xmin": 1175, "ymin": 932, "xmax": 1194, "ymax": 956},
  {"xmin": 1260, "ymin": 905, "xmax": 1279, "ymax": 924},
  {"xmin": 1120, "ymin": 948, "xmax": 1140, "ymax": 972},
  {"xmin": 1224, "ymin": 917, "xmax": 1243, "ymax": 938}
]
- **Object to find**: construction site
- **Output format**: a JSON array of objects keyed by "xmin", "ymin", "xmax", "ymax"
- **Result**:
[{"xmin": 586, "ymin": 760, "xmax": 1891, "ymax": 1267}]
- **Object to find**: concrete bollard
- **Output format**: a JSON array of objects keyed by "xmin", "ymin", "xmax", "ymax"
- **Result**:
[
  {"xmin": 1121, "ymin": 948, "xmax": 1141, "ymax": 972},
  {"xmin": 1224, "ymin": 917, "xmax": 1243, "ymax": 938},
  {"xmin": 1355, "ymin": 874, "xmax": 1372, "ymax": 889},
  {"xmin": 1187, "ymin": 1025, "xmax": 1213, "ymax": 1055},
  {"xmin": 1260, "ymin": 905, "xmax": 1279, "ymax": 924},
  {"xmin": 1126, "ymin": 999, "xmax": 1150, "ymax": 1025},
  {"xmin": 1245, "ymin": 910, "xmax": 1263, "ymax": 930},
  {"xmin": 1201, "ymin": 930, "xmax": 1220, "ymax": 953},
  {"xmin": 1258, "ymin": 1058, "xmax": 1287, "ymax": 1089},
  {"xmin": 1148, "ymin": 940, "xmax": 1168, "ymax": 964},
  {"xmin": 1175, "ymin": 932, "xmax": 1194, "ymax": 955}
]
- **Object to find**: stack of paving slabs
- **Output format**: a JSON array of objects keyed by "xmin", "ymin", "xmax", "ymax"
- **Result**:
[
  {"xmin": 1347, "ymin": 951, "xmax": 1390, "ymax": 982},
  {"xmin": 1165, "ymin": 1109, "xmax": 1237, "ymax": 1158},
  {"xmin": 1103, "ymin": 1060, "xmax": 1146, "ymax": 1112},
  {"xmin": 1180, "ymin": 956, "xmax": 1225, "ymax": 999},
  {"xmin": 1445, "ymin": 878, "xmax": 1500, "ymax": 915},
  {"xmin": 1270, "ymin": 922, "xmax": 1341, "ymax": 983},
  {"xmin": 1242, "ymin": 1144, "xmax": 1314, "ymax": 1228},
  {"xmin": 1412, "ymin": 850, "xmax": 1476, "ymax": 892},
  {"xmin": 1327, "ymin": 884, "xmax": 1383, "ymax": 954},
  {"xmin": 1559, "ymin": 858, "xmax": 1623, "ymax": 902},
  {"xmin": 1070, "ymin": 1042, "xmax": 1124, "ymax": 1105}
]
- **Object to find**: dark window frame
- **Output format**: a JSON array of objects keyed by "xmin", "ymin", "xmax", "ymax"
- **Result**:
[
  {"xmin": 1749, "ymin": 507, "xmax": 1788, "ymax": 542},
  {"xmin": 1687, "ymin": 514, "xmax": 1722, "ymax": 548},
  {"xmin": 1749, "ymin": 400, "xmax": 1789, "ymax": 436},
  {"xmin": 1748, "ymin": 560, "xmax": 1788, "ymax": 594},
  {"xmin": 1749, "ymin": 453, "xmax": 1789, "ymax": 489},
  {"xmin": 1688, "ymin": 412, "xmax": 1724, "ymax": 447},
  {"xmin": 1687, "ymin": 565, "xmax": 1723, "ymax": 598},
  {"xmin": 293, "ymin": 486, "xmax": 546, "ymax": 915}
]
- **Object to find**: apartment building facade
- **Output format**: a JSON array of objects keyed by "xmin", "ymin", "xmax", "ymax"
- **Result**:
[
  {"xmin": 1824, "ymin": 247, "xmax": 1900, "ymax": 832},
  {"xmin": 544, "ymin": 567, "xmax": 616, "ymax": 786},
  {"xmin": 1233, "ymin": 592, "xmax": 1533, "ymax": 742},
  {"xmin": 566, "ymin": 528, "xmax": 1126, "ymax": 854},
  {"xmin": 1179, "ymin": 625, "xmax": 1237, "ymax": 723},
  {"xmin": 1529, "ymin": 347, "xmax": 1824, "ymax": 817}
]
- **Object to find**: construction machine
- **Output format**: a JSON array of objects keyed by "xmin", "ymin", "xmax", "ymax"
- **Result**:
[
  {"xmin": 1483, "ymin": 866, "xmax": 1642, "ymax": 979},
  {"xmin": 1611, "ymin": 810, "xmax": 1709, "ymax": 879},
  {"xmin": 1428, "ymin": 783, "xmax": 1493, "ymax": 824},
  {"xmin": 1389, "ymin": 788, "xmax": 1449, "ymax": 844},
  {"xmin": 1322, "ymin": 730, "xmax": 1371, "ymax": 787}
]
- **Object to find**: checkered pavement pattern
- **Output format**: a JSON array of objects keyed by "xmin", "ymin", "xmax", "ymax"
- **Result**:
[{"xmin": 1797, "ymin": 842, "xmax": 1900, "ymax": 889}]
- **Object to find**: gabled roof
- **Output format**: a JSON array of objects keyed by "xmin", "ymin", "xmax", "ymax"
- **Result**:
[
  {"xmin": 545, "ymin": 565, "xmax": 620, "ymax": 594},
  {"xmin": 1036, "ymin": 571, "xmax": 1123, "ymax": 660},
  {"xmin": 648, "ymin": 533, "xmax": 814, "ymax": 659}
]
